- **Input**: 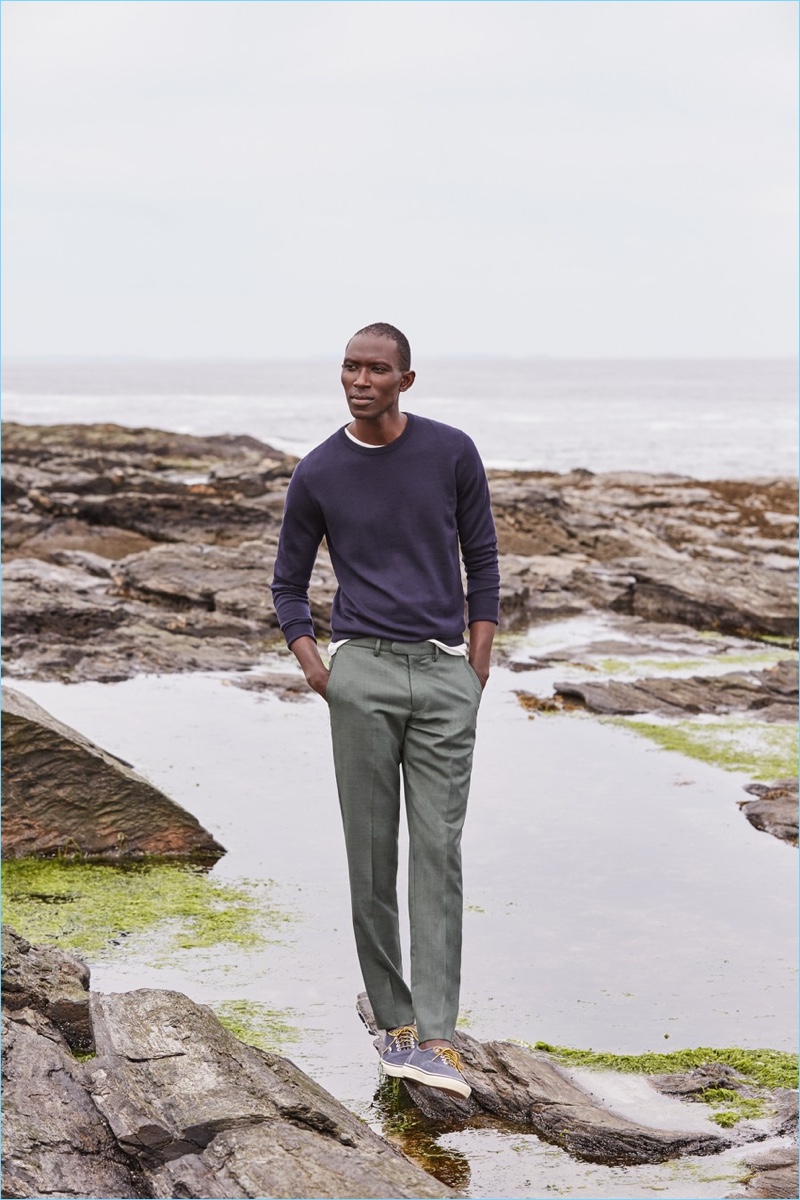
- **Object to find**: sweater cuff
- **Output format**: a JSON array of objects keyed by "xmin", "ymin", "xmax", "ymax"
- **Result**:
[
  {"xmin": 467, "ymin": 602, "xmax": 500, "ymax": 625},
  {"xmin": 283, "ymin": 621, "xmax": 317, "ymax": 648}
]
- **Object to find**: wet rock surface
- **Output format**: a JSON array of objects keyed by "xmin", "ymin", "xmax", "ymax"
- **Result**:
[
  {"xmin": 551, "ymin": 659, "xmax": 798, "ymax": 721},
  {"xmin": 230, "ymin": 671, "xmax": 315, "ymax": 701},
  {"xmin": 650, "ymin": 1062, "xmax": 798, "ymax": 1142},
  {"xmin": 1, "ymin": 925, "xmax": 94, "ymax": 1053},
  {"xmin": 726, "ymin": 1146, "xmax": 800, "ymax": 1198},
  {"xmin": 505, "ymin": 623, "xmax": 792, "ymax": 671},
  {"xmin": 357, "ymin": 996, "xmax": 735, "ymax": 1167},
  {"xmin": 739, "ymin": 780, "xmax": 799, "ymax": 847},
  {"xmin": 2, "ymin": 687, "xmax": 224, "ymax": 861},
  {"xmin": 2, "ymin": 424, "xmax": 797, "ymax": 682},
  {"xmin": 1, "ymin": 930, "xmax": 455, "ymax": 1200},
  {"xmin": 2, "ymin": 1012, "xmax": 148, "ymax": 1200}
]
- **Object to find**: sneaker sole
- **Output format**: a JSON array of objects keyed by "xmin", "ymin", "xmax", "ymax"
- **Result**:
[
  {"xmin": 380, "ymin": 1060, "xmax": 411, "ymax": 1079},
  {"xmin": 403, "ymin": 1064, "xmax": 471, "ymax": 1099}
]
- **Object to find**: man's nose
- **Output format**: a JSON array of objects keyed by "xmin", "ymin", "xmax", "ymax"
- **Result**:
[{"xmin": 354, "ymin": 367, "xmax": 371, "ymax": 387}]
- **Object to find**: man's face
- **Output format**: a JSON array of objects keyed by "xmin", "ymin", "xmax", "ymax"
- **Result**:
[{"xmin": 341, "ymin": 333, "xmax": 415, "ymax": 423}]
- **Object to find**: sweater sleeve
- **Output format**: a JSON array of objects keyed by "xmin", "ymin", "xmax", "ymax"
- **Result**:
[
  {"xmin": 456, "ymin": 435, "xmax": 500, "ymax": 625},
  {"xmin": 270, "ymin": 467, "xmax": 326, "ymax": 646}
]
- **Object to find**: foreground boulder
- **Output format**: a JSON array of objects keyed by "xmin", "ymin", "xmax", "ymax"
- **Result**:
[
  {"xmin": 86, "ymin": 990, "xmax": 453, "ymax": 1199},
  {"xmin": 2, "ymin": 688, "xmax": 224, "ymax": 860},
  {"xmin": 3, "ymin": 930, "xmax": 795, "ymax": 1198},
  {"xmin": 1, "ymin": 929, "xmax": 454, "ymax": 1199},
  {"xmin": 2, "ymin": 927, "xmax": 147, "ymax": 1198},
  {"xmin": 3, "ymin": 1014, "xmax": 147, "ymax": 1199}
]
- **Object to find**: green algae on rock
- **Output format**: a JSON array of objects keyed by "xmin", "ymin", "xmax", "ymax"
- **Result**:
[
  {"xmin": 607, "ymin": 716, "xmax": 797, "ymax": 781},
  {"xmin": 596, "ymin": 650, "xmax": 793, "ymax": 676},
  {"xmin": 698, "ymin": 1087, "xmax": 771, "ymax": 1128},
  {"xmin": 213, "ymin": 999, "xmax": 301, "ymax": 1052},
  {"xmin": 2, "ymin": 859, "xmax": 292, "ymax": 959},
  {"xmin": 524, "ymin": 1043, "xmax": 795, "ymax": 1130},
  {"xmin": 527, "ymin": 1042, "xmax": 798, "ymax": 1091}
]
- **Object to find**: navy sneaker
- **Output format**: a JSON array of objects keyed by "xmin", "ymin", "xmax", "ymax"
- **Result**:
[
  {"xmin": 404, "ymin": 1045, "xmax": 471, "ymax": 1098},
  {"xmin": 379, "ymin": 1024, "xmax": 418, "ymax": 1077}
]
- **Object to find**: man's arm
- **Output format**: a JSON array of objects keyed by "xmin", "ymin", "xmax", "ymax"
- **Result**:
[
  {"xmin": 468, "ymin": 620, "xmax": 495, "ymax": 689},
  {"xmin": 271, "ymin": 468, "xmax": 330, "ymax": 697},
  {"xmin": 456, "ymin": 436, "xmax": 500, "ymax": 689},
  {"xmin": 289, "ymin": 635, "xmax": 331, "ymax": 700}
]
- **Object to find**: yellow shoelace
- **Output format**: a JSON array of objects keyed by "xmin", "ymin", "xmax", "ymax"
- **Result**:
[
  {"xmin": 388, "ymin": 1025, "xmax": 418, "ymax": 1052},
  {"xmin": 432, "ymin": 1046, "xmax": 464, "ymax": 1071}
]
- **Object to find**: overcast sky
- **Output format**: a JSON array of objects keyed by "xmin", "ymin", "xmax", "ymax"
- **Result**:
[{"xmin": 2, "ymin": 1, "xmax": 797, "ymax": 359}]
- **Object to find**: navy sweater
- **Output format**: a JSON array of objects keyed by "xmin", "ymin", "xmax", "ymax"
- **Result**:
[{"xmin": 271, "ymin": 413, "xmax": 500, "ymax": 647}]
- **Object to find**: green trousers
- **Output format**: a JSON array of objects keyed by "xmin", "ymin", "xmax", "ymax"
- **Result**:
[{"xmin": 327, "ymin": 638, "xmax": 482, "ymax": 1042}]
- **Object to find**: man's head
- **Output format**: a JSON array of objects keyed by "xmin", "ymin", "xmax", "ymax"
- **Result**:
[
  {"xmin": 351, "ymin": 323, "xmax": 412, "ymax": 372},
  {"xmin": 341, "ymin": 323, "xmax": 415, "ymax": 427}
]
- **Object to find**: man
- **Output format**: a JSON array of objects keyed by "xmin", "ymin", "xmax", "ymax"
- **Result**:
[{"xmin": 271, "ymin": 323, "xmax": 499, "ymax": 1099}]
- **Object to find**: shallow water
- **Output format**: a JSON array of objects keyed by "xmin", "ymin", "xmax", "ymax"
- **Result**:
[{"xmin": 10, "ymin": 620, "xmax": 797, "ymax": 1198}]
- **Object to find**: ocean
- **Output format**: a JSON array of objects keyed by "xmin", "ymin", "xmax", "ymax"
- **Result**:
[{"xmin": 2, "ymin": 357, "xmax": 797, "ymax": 479}]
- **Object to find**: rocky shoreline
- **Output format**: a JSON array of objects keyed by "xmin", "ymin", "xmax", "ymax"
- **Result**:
[{"xmin": 2, "ymin": 422, "xmax": 796, "ymax": 682}]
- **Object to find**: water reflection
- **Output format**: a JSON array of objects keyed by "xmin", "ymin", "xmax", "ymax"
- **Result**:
[{"xmin": 371, "ymin": 1076, "xmax": 472, "ymax": 1191}]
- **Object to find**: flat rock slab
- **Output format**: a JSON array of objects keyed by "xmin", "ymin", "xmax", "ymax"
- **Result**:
[
  {"xmin": 612, "ymin": 562, "xmax": 797, "ymax": 640},
  {"xmin": 2, "ymin": 687, "xmax": 224, "ymax": 860},
  {"xmin": 1, "ymin": 421, "xmax": 295, "ymax": 464},
  {"xmin": 110, "ymin": 541, "xmax": 282, "ymax": 623},
  {"xmin": 356, "ymin": 995, "xmax": 727, "ymax": 1166},
  {"xmin": 2, "ymin": 556, "xmax": 131, "ymax": 639},
  {"xmin": 491, "ymin": 472, "xmax": 797, "ymax": 638},
  {"xmin": 739, "ymin": 780, "xmax": 799, "ymax": 846},
  {"xmin": 553, "ymin": 659, "xmax": 798, "ymax": 720}
]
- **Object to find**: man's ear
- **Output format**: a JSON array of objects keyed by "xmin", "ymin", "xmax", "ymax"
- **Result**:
[{"xmin": 399, "ymin": 370, "xmax": 416, "ymax": 393}]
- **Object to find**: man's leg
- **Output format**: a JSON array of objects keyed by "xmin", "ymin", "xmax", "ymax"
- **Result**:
[
  {"xmin": 402, "ymin": 652, "xmax": 482, "ymax": 1044},
  {"xmin": 327, "ymin": 641, "xmax": 415, "ymax": 1033}
]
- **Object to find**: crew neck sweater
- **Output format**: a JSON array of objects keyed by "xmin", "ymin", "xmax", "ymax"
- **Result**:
[{"xmin": 271, "ymin": 412, "xmax": 500, "ymax": 647}]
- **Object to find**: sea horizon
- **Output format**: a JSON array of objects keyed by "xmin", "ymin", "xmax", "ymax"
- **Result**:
[{"xmin": 3, "ymin": 356, "xmax": 797, "ymax": 480}]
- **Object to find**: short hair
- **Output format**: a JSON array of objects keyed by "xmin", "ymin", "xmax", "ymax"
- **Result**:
[{"xmin": 351, "ymin": 323, "xmax": 411, "ymax": 372}]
